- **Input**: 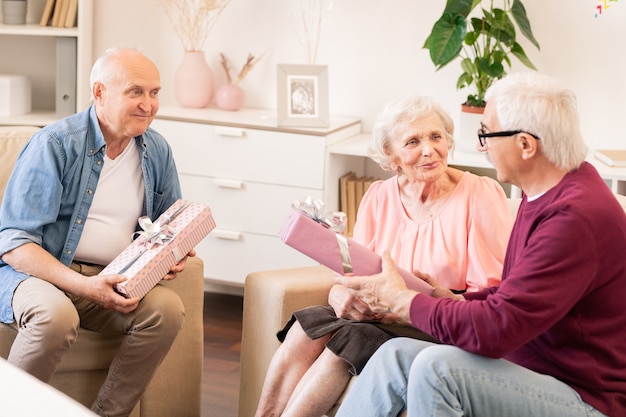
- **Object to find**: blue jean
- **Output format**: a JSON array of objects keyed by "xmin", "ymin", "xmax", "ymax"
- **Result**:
[{"xmin": 335, "ymin": 338, "xmax": 608, "ymax": 417}]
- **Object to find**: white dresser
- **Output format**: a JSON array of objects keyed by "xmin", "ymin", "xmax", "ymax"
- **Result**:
[{"xmin": 151, "ymin": 106, "xmax": 361, "ymax": 288}]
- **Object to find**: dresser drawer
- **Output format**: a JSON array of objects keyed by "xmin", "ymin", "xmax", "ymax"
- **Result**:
[
  {"xmin": 178, "ymin": 174, "xmax": 322, "ymax": 236},
  {"xmin": 150, "ymin": 108, "xmax": 361, "ymax": 289},
  {"xmin": 196, "ymin": 231, "xmax": 318, "ymax": 285},
  {"xmin": 151, "ymin": 119, "xmax": 325, "ymax": 189}
]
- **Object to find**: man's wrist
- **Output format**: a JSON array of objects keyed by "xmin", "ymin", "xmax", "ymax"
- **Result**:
[{"xmin": 392, "ymin": 289, "xmax": 418, "ymax": 324}]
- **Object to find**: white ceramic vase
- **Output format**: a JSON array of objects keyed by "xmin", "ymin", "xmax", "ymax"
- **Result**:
[
  {"xmin": 174, "ymin": 51, "xmax": 214, "ymax": 108},
  {"xmin": 455, "ymin": 105, "xmax": 484, "ymax": 153}
]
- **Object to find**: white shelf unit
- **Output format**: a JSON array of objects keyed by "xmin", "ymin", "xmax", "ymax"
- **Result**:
[
  {"xmin": 0, "ymin": 0, "xmax": 92, "ymax": 127},
  {"xmin": 589, "ymin": 155, "xmax": 626, "ymax": 195},
  {"xmin": 151, "ymin": 106, "xmax": 361, "ymax": 287}
]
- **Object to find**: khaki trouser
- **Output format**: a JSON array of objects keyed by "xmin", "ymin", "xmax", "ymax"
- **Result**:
[{"xmin": 9, "ymin": 262, "xmax": 185, "ymax": 417}]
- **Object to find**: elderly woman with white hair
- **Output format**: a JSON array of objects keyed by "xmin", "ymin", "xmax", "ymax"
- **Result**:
[{"xmin": 254, "ymin": 95, "xmax": 513, "ymax": 417}]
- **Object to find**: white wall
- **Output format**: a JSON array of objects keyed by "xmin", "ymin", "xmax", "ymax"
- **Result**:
[{"xmin": 92, "ymin": 0, "xmax": 626, "ymax": 150}]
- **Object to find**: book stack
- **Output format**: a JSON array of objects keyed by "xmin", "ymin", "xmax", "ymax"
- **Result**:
[
  {"xmin": 339, "ymin": 172, "xmax": 379, "ymax": 236},
  {"xmin": 39, "ymin": 0, "xmax": 78, "ymax": 28}
]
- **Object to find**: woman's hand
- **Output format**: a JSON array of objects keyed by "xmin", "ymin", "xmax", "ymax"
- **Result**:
[{"xmin": 328, "ymin": 284, "xmax": 379, "ymax": 321}]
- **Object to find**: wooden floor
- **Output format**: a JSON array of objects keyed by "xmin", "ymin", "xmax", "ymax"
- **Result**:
[{"xmin": 202, "ymin": 291, "xmax": 244, "ymax": 417}]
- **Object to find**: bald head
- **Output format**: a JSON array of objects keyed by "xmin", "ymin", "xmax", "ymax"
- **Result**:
[{"xmin": 90, "ymin": 48, "xmax": 160, "ymax": 100}]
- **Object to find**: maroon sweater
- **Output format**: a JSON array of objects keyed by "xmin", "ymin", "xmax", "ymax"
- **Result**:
[{"xmin": 410, "ymin": 162, "xmax": 626, "ymax": 417}]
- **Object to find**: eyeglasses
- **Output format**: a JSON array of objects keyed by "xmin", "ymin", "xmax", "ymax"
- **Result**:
[{"xmin": 477, "ymin": 127, "xmax": 541, "ymax": 148}]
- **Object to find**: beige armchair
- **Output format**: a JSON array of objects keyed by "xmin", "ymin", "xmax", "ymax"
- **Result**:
[
  {"xmin": 239, "ymin": 195, "xmax": 626, "ymax": 417},
  {"xmin": 0, "ymin": 126, "xmax": 204, "ymax": 417},
  {"xmin": 239, "ymin": 265, "xmax": 337, "ymax": 417}
]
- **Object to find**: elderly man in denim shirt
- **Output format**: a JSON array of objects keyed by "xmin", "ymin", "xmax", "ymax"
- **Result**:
[{"xmin": 0, "ymin": 48, "xmax": 193, "ymax": 417}]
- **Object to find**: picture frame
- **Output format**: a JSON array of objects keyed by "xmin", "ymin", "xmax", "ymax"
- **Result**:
[{"xmin": 277, "ymin": 64, "xmax": 329, "ymax": 128}]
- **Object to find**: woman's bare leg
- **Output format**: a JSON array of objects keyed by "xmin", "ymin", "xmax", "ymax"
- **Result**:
[
  {"xmin": 255, "ymin": 321, "xmax": 331, "ymax": 417},
  {"xmin": 282, "ymin": 347, "xmax": 352, "ymax": 417}
]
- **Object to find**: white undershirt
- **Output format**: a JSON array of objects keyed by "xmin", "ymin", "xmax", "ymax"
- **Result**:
[
  {"xmin": 74, "ymin": 140, "xmax": 144, "ymax": 265},
  {"xmin": 527, "ymin": 191, "xmax": 547, "ymax": 202}
]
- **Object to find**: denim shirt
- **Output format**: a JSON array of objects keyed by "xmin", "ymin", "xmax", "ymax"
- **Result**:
[{"xmin": 0, "ymin": 106, "xmax": 182, "ymax": 323}]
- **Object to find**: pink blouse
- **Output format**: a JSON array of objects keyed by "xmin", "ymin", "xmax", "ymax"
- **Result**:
[{"xmin": 352, "ymin": 172, "xmax": 511, "ymax": 292}]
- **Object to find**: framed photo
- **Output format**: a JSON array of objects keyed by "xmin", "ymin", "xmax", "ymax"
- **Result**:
[{"xmin": 277, "ymin": 64, "xmax": 329, "ymax": 128}]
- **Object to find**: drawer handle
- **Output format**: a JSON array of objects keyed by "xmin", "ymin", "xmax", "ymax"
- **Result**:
[
  {"xmin": 214, "ymin": 178, "xmax": 244, "ymax": 189},
  {"xmin": 213, "ymin": 229, "xmax": 242, "ymax": 241},
  {"xmin": 215, "ymin": 126, "xmax": 245, "ymax": 137}
]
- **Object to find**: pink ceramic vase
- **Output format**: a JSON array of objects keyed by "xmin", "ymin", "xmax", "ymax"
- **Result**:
[
  {"xmin": 216, "ymin": 84, "xmax": 245, "ymax": 111},
  {"xmin": 174, "ymin": 51, "xmax": 214, "ymax": 108}
]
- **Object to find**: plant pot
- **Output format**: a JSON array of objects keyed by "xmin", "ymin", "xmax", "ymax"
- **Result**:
[
  {"xmin": 460, "ymin": 104, "xmax": 485, "ymax": 114},
  {"xmin": 216, "ymin": 84, "xmax": 245, "ymax": 111},
  {"xmin": 456, "ymin": 105, "xmax": 485, "ymax": 153},
  {"xmin": 174, "ymin": 51, "xmax": 214, "ymax": 108},
  {"xmin": 2, "ymin": 0, "xmax": 27, "ymax": 25}
]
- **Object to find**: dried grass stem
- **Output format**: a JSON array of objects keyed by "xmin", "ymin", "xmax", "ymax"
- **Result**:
[
  {"xmin": 161, "ymin": 0, "xmax": 230, "ymax": 51},
  {"xmin": 220, "ymin": 52, "xmax": 266, "ymax": 86}
]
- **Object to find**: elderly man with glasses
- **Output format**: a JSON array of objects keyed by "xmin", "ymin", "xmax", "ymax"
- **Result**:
[{"xmin": 333, "ymin": 72, "xmax": 626, "ymax": 417}]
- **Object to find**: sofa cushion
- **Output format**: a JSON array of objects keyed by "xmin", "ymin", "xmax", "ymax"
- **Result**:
[{"xmin": 0, "ymin": 126, "xmax": 40, "ymax": 202}]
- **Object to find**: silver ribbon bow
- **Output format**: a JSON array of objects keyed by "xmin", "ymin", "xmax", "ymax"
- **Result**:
[
  {"xmin": 118, "ymin": 202, "xmax": 191, "ymax": 274},
  {"xmin": 134, "ymin": 216, "xmax": 175, "ymax": 248},
  {"xmin": 292, "ymin": 196, "xmax": 347, "ymax": 233},
  {"xmin": 132, "ymin": 201, "xmax": 190, "ymax": 248}
]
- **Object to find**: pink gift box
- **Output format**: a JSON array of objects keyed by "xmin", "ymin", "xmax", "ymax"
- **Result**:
[
  {"xmin": 100, "ymin": 199, "xmax": 216, "ymax": 299},
  {"xmin": 280, "ymin": 210, "xmax": 433, "ymax": 295}
]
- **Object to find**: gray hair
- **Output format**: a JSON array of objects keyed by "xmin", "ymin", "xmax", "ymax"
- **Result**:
[
  {"xmin": 369, "ymin": 95, "xmax": 455, "ymax": 171},
  {"xmin": 485, "ymin": 72, "xmax": 588, "ymax": 171}
]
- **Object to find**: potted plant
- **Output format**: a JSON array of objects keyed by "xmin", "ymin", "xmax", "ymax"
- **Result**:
[{"xmin": 423, "ymin": 0, "xmax": 540, "ymax": 111}]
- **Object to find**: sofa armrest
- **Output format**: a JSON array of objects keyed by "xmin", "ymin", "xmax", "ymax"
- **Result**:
[
  {"xmin": 238, "ymin": 265, "xmax": 336, "ymax": 417},
  {"xmin": 140, "ymin": 255, "xmax": 205, "ymax": 417}
]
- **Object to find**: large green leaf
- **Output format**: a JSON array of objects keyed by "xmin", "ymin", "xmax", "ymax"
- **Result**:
[
  {"xmin": 510, "ymin": 42, "xmax": 537, "ymax": 70},
  {"xmin": 425, "ymin": 0, "xmax": 475, "ymax": 49},
  {"xmin": 443, "ymin": 0, "xmax": 477, "ymax": 17},
  {"xmin": 460, "ymin": 57, "xmax": 476, "ymax": 76},
  {"xmin": 465, "ymin": 28, "xmax": 480, "ymax": 46},
  {"xmin": 456, "ymin": 71, "xmax": 473, "ymax": 90},
  {"xmin": 428, "ymin": 13, "xmax": 467, "ymax": 68},
  {"xmin": 483, "ymin": 8, "xmax": 516, "ymax": 47},
  {"xmin": 469, "ymin": 16, "xmax": 488, "ymax": 35},
  {"xmin": 478, "ymin": 56, "xmax": 504, "ymax": 78},
  {"xmin": 511, "ymin": 0, "xmax": 540, "ymax": 49},
  {"xmin": 423, "ymin": 32, "xmax": 433, "ymax": 49}
]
